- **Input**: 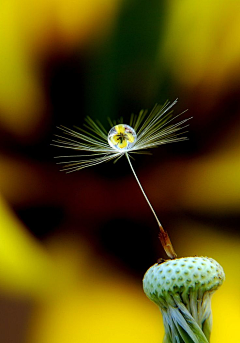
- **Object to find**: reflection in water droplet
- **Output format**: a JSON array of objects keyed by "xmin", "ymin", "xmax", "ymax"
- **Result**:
[{"xmin": 108, "ymin": 124, "xmax": 137, "ymax": 151}]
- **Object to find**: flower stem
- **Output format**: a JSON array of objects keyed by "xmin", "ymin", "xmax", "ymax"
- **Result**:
[{"xmin": 125, "ymin": 153, "xmax": 177, "ymax": 259}]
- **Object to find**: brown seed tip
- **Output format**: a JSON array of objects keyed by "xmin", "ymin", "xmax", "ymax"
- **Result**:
[{"xmin": 158, "ymin": 229, "xmax": 177, "ymax": 259}]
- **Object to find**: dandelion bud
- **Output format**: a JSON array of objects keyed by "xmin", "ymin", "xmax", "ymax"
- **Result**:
[{"xmin": 143, "ymin": 256, "xmax": 225, "ymax": 343}]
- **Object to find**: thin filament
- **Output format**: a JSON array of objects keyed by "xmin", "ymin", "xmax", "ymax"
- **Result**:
[
  {"xmin": 125, "ymin": 153, "xmax": 163, "ymax": 229},
  {"xmin": 125, "ymin": 152, "xmax": 177, "ymax": 259}
]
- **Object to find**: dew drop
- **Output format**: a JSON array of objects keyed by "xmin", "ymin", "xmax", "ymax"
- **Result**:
[{"xmin": 108, "ymin": 124, "xmax": 137, "ymax": 151}]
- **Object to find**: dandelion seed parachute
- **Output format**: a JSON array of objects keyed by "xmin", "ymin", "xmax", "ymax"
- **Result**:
[
  {"xmin": 53, "ymin": 99, "xmax": 190, "ymax": 173},
  {"xmin": 53, "ymin": 99, "xmax": 190, "ymax": 258}
]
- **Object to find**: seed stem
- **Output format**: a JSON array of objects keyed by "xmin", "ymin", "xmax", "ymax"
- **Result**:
[{"xmin": 125, "ymin": 152, "xmax": 177, "ymax": 259}]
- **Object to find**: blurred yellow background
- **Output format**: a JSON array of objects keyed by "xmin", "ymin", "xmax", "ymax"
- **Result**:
[{"xmin": 0, "ymin": 0, "xmax": 239, "ymax": 342}]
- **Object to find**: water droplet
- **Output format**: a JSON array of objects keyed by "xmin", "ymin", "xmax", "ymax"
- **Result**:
[{"xmin": 108, "ymin": 124, "xmax": 137, "ymax": 151}]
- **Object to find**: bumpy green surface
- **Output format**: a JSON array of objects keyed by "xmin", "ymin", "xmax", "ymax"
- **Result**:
[
  {"xmin": 143, "ymin": 257, "xmax": 225, "ymax": 343},
  {"xmin": 143, "ymin": 256, "xmax": 225, "ymax": 303}
]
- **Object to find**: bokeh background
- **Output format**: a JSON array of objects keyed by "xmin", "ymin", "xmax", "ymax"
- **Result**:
[{"xmin": 0, "ymin": 0, "xmax": 240, "ymax": 342}]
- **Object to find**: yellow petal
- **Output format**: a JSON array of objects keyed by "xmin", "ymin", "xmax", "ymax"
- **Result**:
[
  {"xmin": 118, "ymin": 139, "xmax": 127, "ymax": 149},
  {"xmin": 28, "ymin": 236, "xmax": 163, "ymax": 343},
  {"xmin": 0, "ymin": 195, "xmax": 56, "ymax": 298},
  {"xmin": 110, "ymin": 135, "xmax": 119, "ymax": 145},
  {"xmin": 115, "ymin": 124, "xmax": 125, "ymax": 134},
  {"xmin": 126, "ymin": 132, "xmax": 134, "ymax": 143}
]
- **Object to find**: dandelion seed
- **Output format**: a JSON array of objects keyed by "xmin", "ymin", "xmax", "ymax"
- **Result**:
[{"xmin": 53, "ymin": 99, "xmax": 191, "ymax": 258}]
